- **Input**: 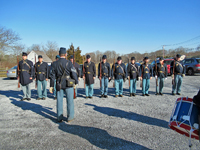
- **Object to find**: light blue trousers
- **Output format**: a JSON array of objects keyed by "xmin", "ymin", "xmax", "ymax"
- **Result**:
[
  {"xmin": 156, "ymin": 77, "xmax": 165, "ymax": 94},
  {"xmin": 37, "ymin": 80, "xmax": 47, "ymax": 98},
  {"xmin": 21, "ymin": 84, "xmax": 31, "ymax": 98},
  {"xmin": 115, "ymin": 79, "xmax": 123, "ymax": 95},
  {"xmin": 142, "ymin": 79, "xmax": 150, "ymax": 94},
  {"xmin": 57, "ymin": 87, "xmax": 74, "ymax": 121},
  {"xmin": 100, "ymin": 77, "xmax": 108, "ymax": 95},
  {"xmin": 85, "ymin": 84, "xmax": 94, "ymax": 97},
  {"xmin": 130, "ymin": 79, "xmax": 137, "ymax": 94},
  {"xmin": 172, "ymin": 75, "xmax": 183, "ymax": 94}
]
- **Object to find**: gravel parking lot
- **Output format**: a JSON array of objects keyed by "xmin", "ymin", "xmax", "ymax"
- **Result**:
[{"xmin": 0, "ymin": 75, "xmax": 200, "ymax": 150}]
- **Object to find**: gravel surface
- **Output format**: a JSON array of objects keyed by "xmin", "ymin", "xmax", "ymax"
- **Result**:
[{"xmin": 0, "ymin": 75, "xmax": 200, "ymax": 150}]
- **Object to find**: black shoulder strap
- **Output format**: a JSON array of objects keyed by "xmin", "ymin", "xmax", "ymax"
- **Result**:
[{"xmin": 59, "ymin": 61, "xmax": 68, "ymax": 81}]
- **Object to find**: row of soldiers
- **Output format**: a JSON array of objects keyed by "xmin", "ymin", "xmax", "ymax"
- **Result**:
[{"xmin": 17, "ymin": 48, "xmax": 185, "ymax": 122}]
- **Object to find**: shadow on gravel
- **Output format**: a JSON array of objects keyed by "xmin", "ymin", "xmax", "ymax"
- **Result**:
[
  {"xmin": 9, "ymin": 98, "xmax": 60, "ymax": 122},
  {"xmin": 2, "ymin": 77, "xmax": 17, "ymax": 80},
  {"xmin": 7, "ymin": 96, "xmax": 151, "ymax": 149},
  {"xmin": 0, "ymin": 89, "xmax": 55, "ymax": 100},
  {"xmin": 58, "ymin": 123, "xmax": 151, "ymax": 150},
  {"xmin": 85, "ymin": 103, "xmax": 168, "ymax": 129}
]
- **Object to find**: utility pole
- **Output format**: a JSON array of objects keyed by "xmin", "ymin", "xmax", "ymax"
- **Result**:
[{"xmin": 162, "ymin": 45, "xmax": 165, "ymax": 58}]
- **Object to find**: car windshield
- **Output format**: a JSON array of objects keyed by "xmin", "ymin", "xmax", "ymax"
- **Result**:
[
  {"xmin": 164, "ymin": 60, "xmax": 172, "ymax": 65},
  {"xmin": 196, "ymin": 59, "xmax": 200, "ymax": 63},
  {"xmin": 11, "ymin": 66, "xmax": 17, "ymax": 69}
]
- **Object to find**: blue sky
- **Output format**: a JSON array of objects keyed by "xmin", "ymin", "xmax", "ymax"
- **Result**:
[{"xmin": 0, "ymin": 0, "xmax": 200, "ymax": 54}]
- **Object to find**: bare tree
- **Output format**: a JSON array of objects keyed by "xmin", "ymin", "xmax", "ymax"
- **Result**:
[
  {"xmin": 0, "ymin": 26, "xmax": 21, "ymax": 51},
  {"xmin": 44, "ymin": 41, "xmax": 59, "ymax": 60}
]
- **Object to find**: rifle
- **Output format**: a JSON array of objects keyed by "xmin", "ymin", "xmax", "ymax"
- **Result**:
[
  {"xmin": 35, "ymin": 55, "xmax": 37, "ymax": 88},
  {"xmin": 113, "ymin": 58, "xmax": 115, "ymax": 87},
  {"xmin": 17, "ymin": 56, "xmax": 20, "ymax": 88},
  {"xmin": 128, "ymin": 58, "xmax": 130, "ymax": 87},
  {"xmin": 140, "ymin": 65, "xmax": 143, "ymax": 88},
  {"xmin": 172, "ymin": 59, "xmax": 175, "ymax": 85},
  {"xmin": 83, "ymin": 56, "xmax": 85, "ymax": 88},
  {"xmin": 100, "ymin": 57, "xmax": 102, "ymax": 88},
  {"xmin": 155, "ymin": 58, "xmax": 158, "ymax": 87},
  {"xmin": 73, "ymin": 48, "xmax": 76, "ymax": 99}
]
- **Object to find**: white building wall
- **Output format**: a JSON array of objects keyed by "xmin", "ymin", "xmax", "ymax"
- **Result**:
[{"xmin": 27, "ymin": 51, "xmax": 38, "ymax": 65}]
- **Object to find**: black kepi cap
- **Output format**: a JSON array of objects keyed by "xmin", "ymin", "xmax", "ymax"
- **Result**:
[
  {"xmin": 59, "ymin": 47, "xmax": 66, "ymax": 54},
  {"xmin": 159, "ymin": 57, "xmax": 164, "ymax": 60},
  {"xmin": 144, "ymin": 56, "xmax": 148, "ymax": 60},
  {"xmin": 86, "ymin": 55, "xmax": 90, "ymax": 59},
  {"xmin": 117, "ymin": 56, "xmax": 122, "ymax": 61},
  {"xmin": 38, "ymin": 55, "xmax": 42, "ymax": 58},
  {"xmin": 70, "ymin": 55, "xmax": 74, "ymax": 59},
  {"xmin": 102, "ymin": 55, "xmax": 107, "ymax": 59},
  {"xmin": 131, "ymin": 57, "xmax": 136, "ymax": 60},
  {"xmin": 22, "ymin": 52, "xmax": 27, "ymax": 56},
  {"xmin": 176, "ymin": 54, "xmax": 181, "ymax": 58},
  {"xmin": 56, "ymin": 55, "xmax": 60, "ymax": 59}
]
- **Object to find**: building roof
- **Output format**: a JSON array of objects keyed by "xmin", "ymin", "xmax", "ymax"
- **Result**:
[{"xmin": 32, "ymin": 51, "xmax": 52, "ymax": 62}]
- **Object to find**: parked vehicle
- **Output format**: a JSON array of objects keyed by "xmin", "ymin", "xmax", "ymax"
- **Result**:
[
  {"xmin": 7, "ymin": 66, "xmax": 17, "ymax": 79},
  {"xmin": 182, "ymin": 58, "xmax": 200, "ymax": 75},
  {"xmin": 164, "ymin": 59, "xmax": 173, "ymax": 75},
  {"xmin": 151, "ymin": 59, "xmax": 173, "ymax": 75}
]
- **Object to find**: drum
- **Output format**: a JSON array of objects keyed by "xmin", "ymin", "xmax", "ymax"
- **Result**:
[{"xmin": 169, "ymin": 97, "xmax": 199, "ymax": 140}]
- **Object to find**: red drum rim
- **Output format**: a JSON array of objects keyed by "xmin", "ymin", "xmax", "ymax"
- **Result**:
[
  {"xmin": 177, "ymin": 97, "xmax": 193, "ymax": 103},
  {"xmin": 169, "ymin": 121, "xmax": 199, "ymax": 140}
]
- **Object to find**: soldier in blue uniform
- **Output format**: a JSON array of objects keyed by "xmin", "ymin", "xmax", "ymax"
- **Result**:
[
  {"xmin": 49, "ymin": 47, "xmax": 78, "ymax": 123},
  {"xmin": 17, "ymin": 52, "xmax": 34, "ymax": 101},
  {"xmin": 98, "ymin": 55, "xmax": 111, "ymax": 98},
  {"xmin": 34, "ymin": 55, "xmax": 49, "ymax": 100},
  {"xmin": 193, "ymin": 90, "xmax": 200, "ymax": 140},
  {"xmin": 112, "ymin": 56, "xmax": 127, "ymax": 97},
  {"xmin": 139, "ymin": 57, "xmax": 153, "ymax": 96},
  {"xmin": 171, "ymin": 54, "xmax": 186, "ymax": 95},
  {"xmin": 83, "ymin": 55, "xmax": 96, "ymax": 99},
  {"xmin": 127, "ymin": 57, "xmax": 139, "ymax": 97},
  {"xmin": 70, "ymin": 55, "xmax": 81, "ymax": 98},
  {"xmin": 51, "ymin": 55, "xmax": 60, "ymax": 100},
  {"xmin": 154, "ymin": 57, "xmax": 168, "ymax": 96}
]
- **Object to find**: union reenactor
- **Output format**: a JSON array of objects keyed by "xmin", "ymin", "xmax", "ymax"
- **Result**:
[
  {"xmin": 35, "ymin": 55, "xmax": 49, "ymax": 100},
  {"xmin": 154, "ymin": 57, "xmax": 168, "ymax": 95},
  {"xmin": 111, "ymin": 56, "xmax": 127, "ymax": 97},
  {"xmin": 98, "ymin": 55, "xmax": 111, "ymax": 98},
  {"xmin": 49, "ymin": 47, "xmax": 78, "ymax": 123},
  {"xmin": 17, "ymin": 52, "xmax": 34, "ymax": 101},
  {"xmin": 127, "ymin": 57, "xmax": 139, "ymax": 97},
  {"xmin": 139, "ymin": 57, "xmax": 153, "ymax": 96},
  {"xmin": 171, "ymin": 54, "xmax": 186, "ymax": 95},
  {"xmin": 70, "ymin": 55, "xmax": 81, "ymax": 98},
  {"xmin": 83, "ymin": 55, "xmax": 96, "ymax": 99},
  {"xmin": 193, "ymin": 90, "xmax": 200, "ymax": 141},
  {"xmin": 51, "ymin": 55, "xmax": 60, "ymax": 100}
]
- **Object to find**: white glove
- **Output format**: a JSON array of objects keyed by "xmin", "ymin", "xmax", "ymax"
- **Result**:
[
  {"xmin": 78, "ymin": 77, "xmax": 81, "ymax": 81},
  {"xmin": 49, "ymin": 87, "xmax": 54, "ymax": 93},
  {"xmin": 155, "ymin": 75, "xmax": 157, "ymax": 79},
  {"xmin": 74, "ymin": 84, "xmax": 77, "ymax": 89},
  {"xmin": 165, "ymin": 78, "xmax": 167, "ymax": 80}
]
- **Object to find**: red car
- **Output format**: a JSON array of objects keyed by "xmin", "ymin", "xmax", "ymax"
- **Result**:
[
  {"xmin": 164, "ymin": 59, "xmax": 173, "ymax": 75},
  {"xmin": 151, "ymin": 59, "xmax": 173, "ymax": 76}
]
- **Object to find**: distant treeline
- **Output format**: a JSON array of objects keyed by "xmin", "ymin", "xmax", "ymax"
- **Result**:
[{"xmin": 0, "ymin": 26, "xmax": 200, "ymax": 69}]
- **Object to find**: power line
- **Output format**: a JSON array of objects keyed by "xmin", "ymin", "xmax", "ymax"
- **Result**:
[{"xmin": 164, "ymin": 35, "xmax": 200, "ymax": 47}]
